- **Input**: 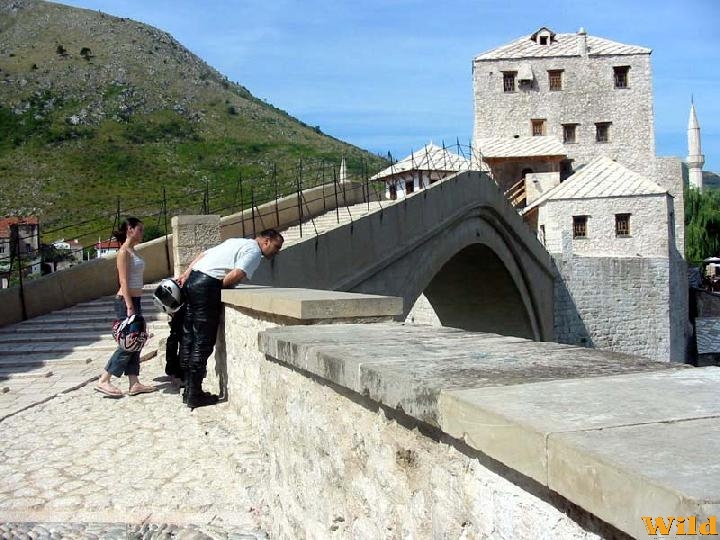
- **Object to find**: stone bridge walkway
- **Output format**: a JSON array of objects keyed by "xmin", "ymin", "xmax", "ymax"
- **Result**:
[{"xmin": 0, "ymin": 287, "xmax": 266, "ymax": 539}]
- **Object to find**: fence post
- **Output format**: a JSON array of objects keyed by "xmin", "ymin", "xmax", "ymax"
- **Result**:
[
  {"xmin": 333, "ymin": 166, "xmax": 340, "ymax": 224},
  {"xmin": 162, "ymin": 187, "xmax": 171, "ymax": 276},
  {"xmin": 15, "ymin": 240, "xmax": 27, "ymax": 321},
  {"xmin": 297, "ymin": 161, "xmax": 304, "ymax": 238},
  {"xmin": 239, "ymin": 174, "xmax": 246, "ymax": 238},
  {"xmin": 274, "ymin": 164, "xmax": 280, "ymax": 229},
  {"xmin": 251, "ymin": 187, "xmax": 257, "ymax": 238}
]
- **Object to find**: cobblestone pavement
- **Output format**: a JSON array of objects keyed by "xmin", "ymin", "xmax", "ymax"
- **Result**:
[{"xmin": 0, "ymin": 352, "xmax": 267, "ymax": 539}]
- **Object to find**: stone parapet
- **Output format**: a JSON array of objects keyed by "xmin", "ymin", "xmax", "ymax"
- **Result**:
[
  {"xmin": 171, "ymin": 215, "xmax": 221, "ymax": 276},
  {"xmin": 205, "ymin": 286, "xmax": 403, "ymax": 431},
  {"xmin": 253, "ymin": 322, "xmax": 720, "ymax": 539},
  {"xmin": 222, "ymin": 286, "xmax": 403, "ymax": 322}
]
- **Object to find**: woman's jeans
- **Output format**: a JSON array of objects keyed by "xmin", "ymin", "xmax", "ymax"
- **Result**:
[
  {"xmin": 180, "ymin": 270, "xmax": 222, "ymax": 379},
  {"xmin": 105, "ymin": 296, "xmax": 142, "ymax": 377}
]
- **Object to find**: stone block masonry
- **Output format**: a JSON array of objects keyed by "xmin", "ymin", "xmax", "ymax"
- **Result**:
[
  {"xmin": 554, "ymin": 255, "xmax": 686, "ymax": 362},
  {"xmin": 209, "ymin": 285, "xmax": 719, "ymax": 540}
]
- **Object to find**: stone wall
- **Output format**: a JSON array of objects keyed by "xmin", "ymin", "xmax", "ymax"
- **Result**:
[
  {"xmin": 254, "ymin": 347, "xmax": 607, "ymax": 540},
  {"xmin": 553, "ymin": 255, "xmax": 681, "ymax": 361},
  {"xmin": 171, "ymin": 215, "xmax": 221, "ymax": 278},
  {"xmin": 213, "ymin": 288, "xmax": 622, "ymax": 539},
  {"xmin": 538, "ymin": 194, "xmax": 672, "ymax": 257},
  {"xmin": 473, "ymin": 51, "xmax": 655, "ymax": 175},
  {"xmin": 213, "ymin": 286, "xmax": 718, "ymax": 540}
]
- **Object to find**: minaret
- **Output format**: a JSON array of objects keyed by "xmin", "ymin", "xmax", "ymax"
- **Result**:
[{"xmin": 687, "ymin": 101, "xmax": 705, "ymax": 191}]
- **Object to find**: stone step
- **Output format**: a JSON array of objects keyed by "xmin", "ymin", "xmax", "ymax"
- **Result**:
[
  {"xmin": 15, "ymin": 313, "xmax": 168, "ymax": 325},
  {"xmin": 0, "ymin": 368, "xmax": 54, "ymax": 380},
  {"xmin": 0, "ymin": 334, "xmax": 165, "ymax": 356},
  {"xmin": 0, "ymin": 321, "xmax": 169, "ymax": 334},
  {"xmin": 0, "ymin": 332, "xmax": 118, "ymax": 344},
  {"xmin": 56, "ymin": 303, "xmax": 163, "ymax": 315},
  {"xmin": 0, "ymin": 343, "xmax": 119, "ymax": 356},
  {"xmin": 0, "ymin": 346, "xmax": 157, "ymax": 368}
]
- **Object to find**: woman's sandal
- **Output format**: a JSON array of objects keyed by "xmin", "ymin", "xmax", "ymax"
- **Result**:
[
  {"xmin": 128, "ymin": 383, "xmax": 157, "ymax": 396},
  {"xmin": 94, "ymin": 384, "xmax": 123, "ymax": 399}
]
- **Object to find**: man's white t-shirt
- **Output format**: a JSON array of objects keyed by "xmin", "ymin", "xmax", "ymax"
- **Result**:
[{"xmin": 193, "ymin": 238, "xmax": 262, "ymax": 281}]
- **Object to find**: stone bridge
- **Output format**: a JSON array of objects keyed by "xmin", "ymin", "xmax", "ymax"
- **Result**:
[{"xmin": 249, "ymin": 171, "xmax": 556, "ymax": 341}]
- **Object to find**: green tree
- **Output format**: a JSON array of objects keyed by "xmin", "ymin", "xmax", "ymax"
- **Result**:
[
  {"xmin": 685, "ymin": 188, "xmax": 720, "ymax": 265},
  {"xmin": 142, "ymin": 222, "xmax": 166, "ymax": 242}
]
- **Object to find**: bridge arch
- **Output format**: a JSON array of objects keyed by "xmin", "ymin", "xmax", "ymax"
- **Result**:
[
  {"xmin": 351, "ymin": 210, "xmax": 541, "ymax": 339},
  {"xmin": 253, "ymin": 171, "xmax": 556, "ymax": 341}
]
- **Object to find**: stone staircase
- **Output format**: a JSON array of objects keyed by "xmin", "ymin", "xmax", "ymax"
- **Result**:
[
  {"xmin": 280, "ymin": 200, "xmax": 387, "ymax": 246},
  {"xmin": 0, "ymin": 199, "xmax": 396, "ymax": 420},
  {"xmin": 0, "ymin": 284, "xmax": 171, "ymax": 420}
]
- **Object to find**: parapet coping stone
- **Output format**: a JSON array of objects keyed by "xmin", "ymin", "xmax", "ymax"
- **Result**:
[
  {"xmin": 222, "ymin": 286, "xmax": 403, "ymax": 321},
  {"xmin": 258, "ymin": 322, "xmax": 720, "ymax": 539}
]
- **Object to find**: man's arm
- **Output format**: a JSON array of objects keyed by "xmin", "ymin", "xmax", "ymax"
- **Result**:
[
  {"xmin": 176, "ymin": 252, "xmax": 206, "ymax": 287},
  {"xmin": 222, "ymin": 268, "xmax": 247, "ymax": 288}
]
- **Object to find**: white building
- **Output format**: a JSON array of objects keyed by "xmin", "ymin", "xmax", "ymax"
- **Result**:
[
  {"xmin": 371, "ymin": 143, "xmax": 480, "ymax": 200},
  {"xmin": 472, "ymin": 27, "xmax": 688, "ymax": 362},
  {"xmin": 473, "ymin": 26, "xmax": 655, "ymax": 176},
  {"xmin": 687, "ymin": 102, "xmax": 705, "ymax": 192},
  {"xmin": 523, "ymin": 156, "xmax": 673, "ymax": 258}
]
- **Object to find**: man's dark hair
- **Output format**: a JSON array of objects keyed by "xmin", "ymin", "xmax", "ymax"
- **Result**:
[{"xmin": 259, "ymin": 229, "xmax": 284, "ymax": 242}]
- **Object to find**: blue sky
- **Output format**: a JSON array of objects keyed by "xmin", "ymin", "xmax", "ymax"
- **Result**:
[{"xmin": 58, "ymin": 0, "xmax": 719, "ymax": 171}]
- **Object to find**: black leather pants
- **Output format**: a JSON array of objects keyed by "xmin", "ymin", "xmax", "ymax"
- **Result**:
[
  {"xmin": 165, "ymin": 304, "xmax": 185, "ymax": 379},
  {"xmin": 180, "ymin": 270, "xmax": 222, "ymax": 378}
]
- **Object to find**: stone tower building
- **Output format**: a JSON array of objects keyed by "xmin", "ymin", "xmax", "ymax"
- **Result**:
[
  {"xmin": 472, "ymin": 27, "xmax": 655, "ymax": 176},
  {"xmin": 472, "ymin": 27, "xmax": 688, "ymax": 362},
  {"xmin": 687, "ymin": 102, "xmax": 705, "ymax": 191}
]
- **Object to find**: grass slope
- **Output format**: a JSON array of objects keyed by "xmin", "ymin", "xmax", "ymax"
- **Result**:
[{"xmin": 0, "ymin": 0, "xmax": 386, "ymax": 243}]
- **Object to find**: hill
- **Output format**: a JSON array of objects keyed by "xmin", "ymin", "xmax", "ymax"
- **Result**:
[
  {"xmin": 703, "ymin": 171, "xmax": 720, "ymax": 191},
  {"xmin": 0, "ymin": 0, "xmax": 386, "ymax": 243}
]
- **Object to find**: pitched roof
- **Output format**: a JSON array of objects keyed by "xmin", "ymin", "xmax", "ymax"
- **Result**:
[
  {"xmin": 475, "ymin": 30, "xmax": 651, "ymax": 61},
  {"xmin": 0, "ymin": 216, "xmax": 39, "ymax": 238},
  {"xmin": 522, "ymin": 156, "xmax": 667, "ymax": 213},
  {"xmin": 95, "ymin": 239, "xmax": 121, "ymax": 250},
  {"xmin": 477, "ymin": 136, "xmax": 566, "ymax": 159},
  {"xmin": 370, "ymin": 143, "xmax": 478, "ymax": 181}
]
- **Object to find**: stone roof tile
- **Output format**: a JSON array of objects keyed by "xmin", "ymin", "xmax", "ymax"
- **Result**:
[
  {"xmin": 477, "ymin": 136, "xmax": 566, "ymax": 159},
  {"xmin": 370, "ymin": 144, "xmax": 479, "ymax": 181},
  {"xmin": 475, "ymin": 32, "xmax": 651, "ymax": 61},
  {"xmin": 522, "ymin": 156, "xmax": 667, "ymax": 213}
]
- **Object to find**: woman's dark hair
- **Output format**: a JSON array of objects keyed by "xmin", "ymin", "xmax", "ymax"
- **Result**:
[{"xmin": 113, "ymin": 216, "xmax": 142, "ymax": 244}]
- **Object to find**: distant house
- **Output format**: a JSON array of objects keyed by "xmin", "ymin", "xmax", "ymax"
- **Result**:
[
  {"xmin": 0, "ymin": 216, "xmax": 40, "ymax": 263},
  {"xmin": 53, "ymin": 239, "xmax": 84, "ymax": 262},
  {"xmin": 370, "ymin": 143, "xmax": 482, "ymax": 200},
  {"xmin": 522, "ymin": 156, "xmax": 672, "ymax": 257},
  {"xmin": 0, "ymin": 216, "xmax": 41, "ymax": 288},
  {"xmin": 95, "ymin": 238, "xmax": 122, "ymax": 258},
  {"xmin": 476, "ymin": 135, "xmax": 568, "ymax": 207}
]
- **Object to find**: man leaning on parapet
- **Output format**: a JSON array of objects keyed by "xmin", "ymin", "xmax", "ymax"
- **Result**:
[{"xmin": 175, "ymin": 229, "xmax": 284, "ymax": 409}]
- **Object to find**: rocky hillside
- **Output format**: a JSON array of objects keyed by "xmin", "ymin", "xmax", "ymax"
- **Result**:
[
  {"xmin": 703, "ymin": 171, "xmax": 720, "ymax": 191},
  {"xmin": 0, "ymin": 0, "xmax": 385, "ymax": 242}
]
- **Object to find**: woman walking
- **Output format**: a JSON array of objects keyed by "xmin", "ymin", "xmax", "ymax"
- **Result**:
[{"xmin": 95, "ymin": 217, "xmax": 156, "ymax": 398}]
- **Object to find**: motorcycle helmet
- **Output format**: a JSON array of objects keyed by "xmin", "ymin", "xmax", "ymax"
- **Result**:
[
  {"xmin": 153, "ymin": 278, "xmax": 184, "ymax": 314},
  {"xmin": 113, "ymin": 314, "xmax": 148, "ymax": 352}
]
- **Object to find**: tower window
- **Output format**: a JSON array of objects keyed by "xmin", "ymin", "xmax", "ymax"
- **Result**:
[
  {"xmin": 560, "ymin": 159, "xmax": 574, "ymax": 181},
  {"xmin": 503, "ymin": 71, "xmax": 517, "ymax": 92},
  {"xmin": 548, "ymin": 70, "xmax": 563, "ymax": 91},
  {"xmin": 595, "ymin": 122, "xmax": 611, "ymax": 143},
  {"xmin": 573, "ymin": 216, "xmax": 588, "ymax": 238},
  {"xmin": 562, "ymin": 124, "xmax": 577, "ymax": 144},
  {"xmin": 615, "ymin": 214, "xmax": 631, "ymax": 236},
  {"xmin": 613, "ymin": 66, "xmax": 630, "ymax": 89},
  {"xmin": 531, "ymin": 119, "xmax": 546, "ymax": 136}
]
